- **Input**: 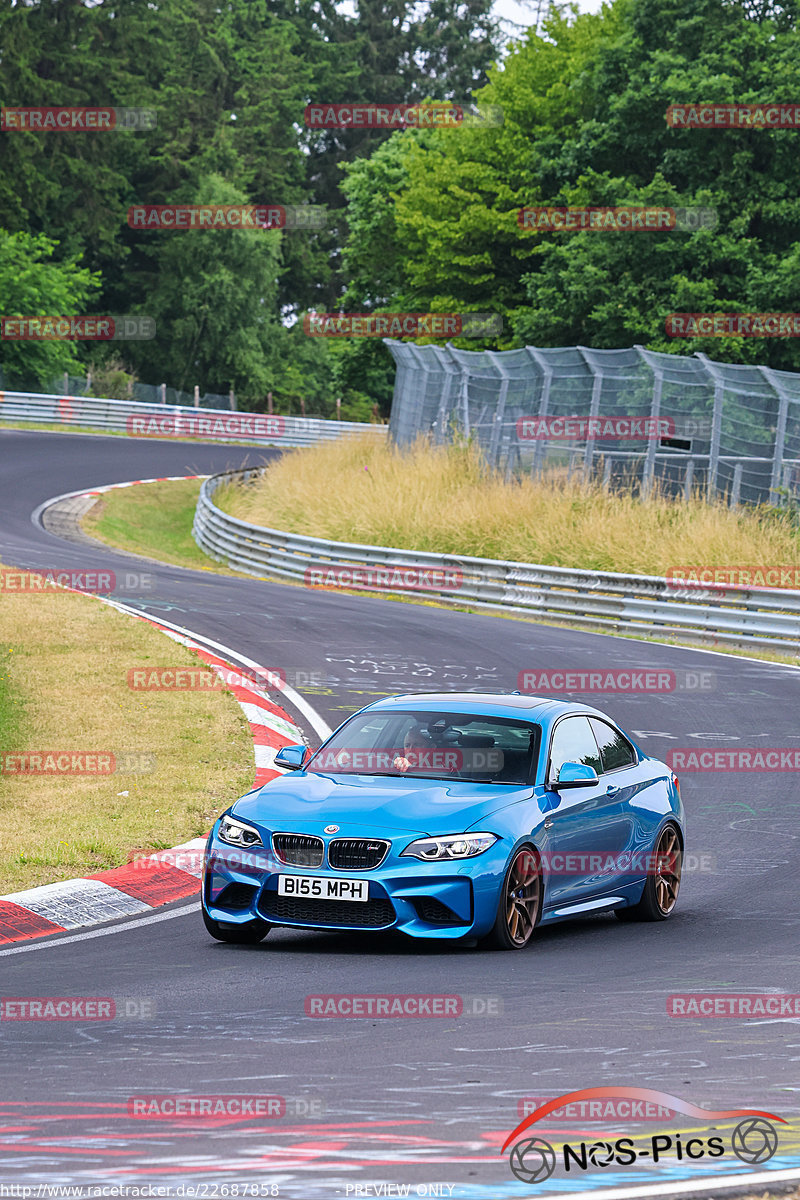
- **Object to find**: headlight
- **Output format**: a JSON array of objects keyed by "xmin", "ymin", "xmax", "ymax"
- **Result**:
[
  {"xmin": 218, "ymin": 815, "xmax": 263, "ymax": 848},
  {"xmin": 401, "ymin": 832, "xmax": 497, "ymax": 860}
]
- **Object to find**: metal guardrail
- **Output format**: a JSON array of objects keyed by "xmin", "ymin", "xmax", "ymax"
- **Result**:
[
  {"xmin": 0, "ymin": 390, "xmax": 387, "ymax": 447},
  {"xmin": 193, "ymin": 468, "xmax": 800, "ymax": 652}
]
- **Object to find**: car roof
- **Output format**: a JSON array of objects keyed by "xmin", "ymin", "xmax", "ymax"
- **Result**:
[{"xmin": 361, "ymin": 692, "xmax": 611, "ymax": 722}]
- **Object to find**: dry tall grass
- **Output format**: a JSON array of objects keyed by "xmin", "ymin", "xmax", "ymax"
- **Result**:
[{"xmin": 218, "ymin": 436, "xmax": 800, "ymax": 576}]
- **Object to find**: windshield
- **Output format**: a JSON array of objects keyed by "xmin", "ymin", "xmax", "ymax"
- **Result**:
[{"xmin": 306, "ymin": 709, "xmax": 540, "ymax": 785}]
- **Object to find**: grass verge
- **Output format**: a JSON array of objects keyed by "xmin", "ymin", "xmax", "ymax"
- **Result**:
[
  {"xmin": 0, "ymin": 575, "xmax": 254, "ymax": 892},
  {"xmin": 216, "ymin": 435, "xmax": 800, "ymax": 579},
  {"xmin": 83, "ymin": 479, "xmax": 217, "ymax": 572}
]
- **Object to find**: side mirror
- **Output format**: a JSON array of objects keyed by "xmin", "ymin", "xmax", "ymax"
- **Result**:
[
  {"xmin": 274, "ymin": 744, "xmax": 308, "ymax": 771},
  {"xmin": 552, "ymin": 761, "xmax": 599, "ymax": 790}
]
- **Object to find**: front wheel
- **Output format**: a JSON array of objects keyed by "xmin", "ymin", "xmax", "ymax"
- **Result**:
[
  {"xmin": 489, "ymin": 846, "xmax": 542, "ymax": 950},
  {"xmin": 202, "ymin": 906, "xmax": 271, "ymax": 944},
  {"xmin": 615, "ymin": 823, "xmax": 683, "ymax": 922}
]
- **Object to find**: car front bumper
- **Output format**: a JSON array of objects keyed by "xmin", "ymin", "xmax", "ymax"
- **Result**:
[{"xmin": 201, "ymin": 827, "xmax": 509, "ymax": 940}]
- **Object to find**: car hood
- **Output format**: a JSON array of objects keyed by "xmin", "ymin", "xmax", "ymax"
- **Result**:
[{"xmin": 232, "ymin": 770, "xmax": 532, "ymax": 836}]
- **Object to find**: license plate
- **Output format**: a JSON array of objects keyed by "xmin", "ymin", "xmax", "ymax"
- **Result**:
[{"xmin": 277, "ymin": 874, "xmax": 369, "ymax": 902}]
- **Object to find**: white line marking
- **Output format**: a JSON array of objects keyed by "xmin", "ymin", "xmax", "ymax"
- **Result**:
[{"xmin": 0, "ymin": 901, "xmax": 198, "ymax": 956}]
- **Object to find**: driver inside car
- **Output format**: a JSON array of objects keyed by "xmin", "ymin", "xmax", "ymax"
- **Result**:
[{"xmin": 392, "ymin": 723, "xmax": 431, "ymax": 773}]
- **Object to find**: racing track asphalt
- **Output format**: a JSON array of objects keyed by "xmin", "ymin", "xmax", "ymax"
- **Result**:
[{"xmin": 0, "ymin": 428, "xmax": 799, "ymax": 1197}]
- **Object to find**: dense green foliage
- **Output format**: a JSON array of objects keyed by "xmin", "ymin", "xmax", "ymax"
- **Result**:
[
  {"xmin": 0, "ymin": 0, "xmax": 499, "ymax": 410},
  {"xmin": 2, "ymin": 0, "xmax": 800, "ymax": 412},
  {"xmin": 353, "ymin": 0, "xmax": 800, "ymax": 370}
]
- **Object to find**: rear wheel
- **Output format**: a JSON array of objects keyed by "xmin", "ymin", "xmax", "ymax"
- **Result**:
[
  {"xmin": 202, "ymin": 906, "xmax": 271, "ymax": 944},
  {"xmin": 489, "ymin": 846, "xmax": 542, "ymax": 950},
  {"xmin": 615, "ymin": 823, "xmax": 682, "ymax": 922}
]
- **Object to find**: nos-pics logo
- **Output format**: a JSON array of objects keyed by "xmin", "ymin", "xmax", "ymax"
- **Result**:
[{"xmin": 503, "ymin": 1087, "xmax": 783, "ymax": 1184}]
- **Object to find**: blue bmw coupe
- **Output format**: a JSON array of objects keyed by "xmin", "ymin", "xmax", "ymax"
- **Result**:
[{"xmin": 202, "ymin": 693, "xmax": 684, "ymax": 950}]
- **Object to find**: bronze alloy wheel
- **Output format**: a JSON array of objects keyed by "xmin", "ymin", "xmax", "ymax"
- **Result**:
[
  {"xmin": 654, "ymin": 823, "xmax": 682, "ymax": 915},
  {"xmin": 491, "ymin": 847, "xmax": 542, "ymax": 949},
  {"xmin": 616, "ymin": 821, "xmax": 683, "ymax": 922}
]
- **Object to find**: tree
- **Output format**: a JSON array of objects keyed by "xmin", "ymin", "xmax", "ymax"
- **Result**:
[
  {"xmin": 0, "ymin": 229, "xmax": 99, "ymax": 387},
  {"xmin": 128, "ymin": 175, "xmax": 282, "ymax": 403},
  {"xmin": 352, "ymin": 0, "xmax": 800, "ymax": 369}
]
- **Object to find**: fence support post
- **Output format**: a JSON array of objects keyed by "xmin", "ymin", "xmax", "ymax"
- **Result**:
[
  {"xmin": 760, "ymin": 367, "xmax": 789, "ymax": 506},
  {"xmin": 696, "ymin": 355, "xmax": 725, "ymax": 501},
  {"xmin": 525, "ymin": 347, "xmax": 553, "ymax": 480},
  {"xmin": 577, "ymin": 347, "xmax": 602, "ymax": 482},
  {"xmin": 730, "ymin": 461, "xmax": 742, "ymax": 508},
  {"xmin": 487, "ymin": 352, "xmax": 510, "ymax": 468},
  {"xmin": 193, "ymin": 385, "xmax": 200, "ymax": 408},
  {"xmin": 602, "ymin": 456, "xmax": 612, "ymax": 488},
  {"xmin": 685, "ymin": 458, "xmax": 695, "ymax": 501},
  {"xmin": 641, "ymin": 358, "xmax": 662, "ymax": 500},
  {"xmin": 444, "ymin": 343, "xmax": 470, "ymax": 439}
]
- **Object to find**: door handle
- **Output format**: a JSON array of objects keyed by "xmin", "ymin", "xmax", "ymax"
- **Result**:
[
  {"xmin": 605, "ymin": 785, "xmax": 621, "ymax": 797},
  {"xmin": 544, "ymin": 819, "xmax": 554, "ymax": 829}
]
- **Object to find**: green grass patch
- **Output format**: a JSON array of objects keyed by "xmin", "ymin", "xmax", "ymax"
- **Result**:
[
  {"xmin": 84, "ymin": 479, "xmax": 224, "ymax": 572},
  {"xmin": 0, "ymin": 644, "xmax": 23, "ymax": 765}
]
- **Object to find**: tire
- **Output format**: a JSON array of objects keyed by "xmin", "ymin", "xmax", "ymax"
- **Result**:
[
  {"xmin": 202, "ymin": 906, "xmax": 271, "ymax": 944},
  {"xmin": 489, "ymin": 845, "xmax": 542, "ymax": 950},
  {"xmin": 615, "ymin": 823, "xmax": 683, "ymax": 923}
]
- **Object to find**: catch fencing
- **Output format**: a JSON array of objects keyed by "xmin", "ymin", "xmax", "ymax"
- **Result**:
[
  {"xmin": 193, "ymin": 468, "xmax": 800, "ymax": 651},
  {"xmin": 0, "ymin": 390, "xmax": 387, "ymax": 447},
  {"xmin": 0, "ymin": 368, "xmax": 237, "ymax": 411},
  {"xmin": 384, "ymin": 341, "xmax": 800, "ymax": 506}
]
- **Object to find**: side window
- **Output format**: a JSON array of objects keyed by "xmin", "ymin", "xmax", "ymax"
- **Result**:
[
  {"xmin": 590, "ymin": 718, "xmax": 636, "ymax": 772},
  {"xmin": 548, "ymin": 716, "xmax": 602, "ymax": 780}
]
